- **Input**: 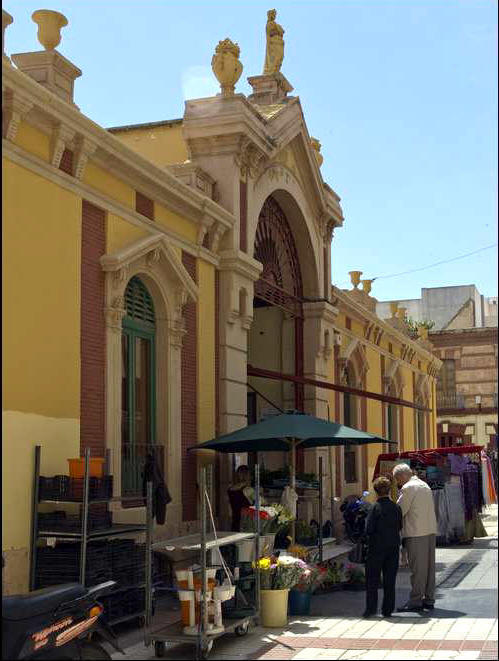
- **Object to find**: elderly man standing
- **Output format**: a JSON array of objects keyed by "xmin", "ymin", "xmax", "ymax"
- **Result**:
[{"xmin": 393, "ymin": 463, "xmax": 438, "ymax": 612}]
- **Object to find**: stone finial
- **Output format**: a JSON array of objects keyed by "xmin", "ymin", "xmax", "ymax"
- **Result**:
[
  {"xmin": 361, "ymin": 279, "xmax": 373, "ymax": 295},
  {"xmin": 32, "ymin": 10, "xmax": 68, "ymax": 50},
  {"xmin": 310, "ymin": 137, "xmax": 324, "ymax": 168},
  {"xmin": 348, "ymin": 271, "xmax": 363, "ymax": 289},
  {"xmin": 11, "ymin": 10, "xmax": 81, "ymax": 106},
  {"xmin": 2, "ymin": 10, "xmax": 13, "ymax": 58},
  {"xmin": 390, "ymin": 302, "xmax": 398, "ymax": 318},
  {"xmin": 211, "ymin": 38, "xmax": 243, "ymax": 97}
]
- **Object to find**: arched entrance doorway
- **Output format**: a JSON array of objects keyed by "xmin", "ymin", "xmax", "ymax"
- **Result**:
[{"xmin": 247, "ymin": 195, "xmax": 305, "ymax": 472}]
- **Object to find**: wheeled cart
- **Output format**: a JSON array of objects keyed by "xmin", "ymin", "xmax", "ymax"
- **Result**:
[{"xmin": 144, "ymin": 465, "xmax": 262, "ymax": 659}]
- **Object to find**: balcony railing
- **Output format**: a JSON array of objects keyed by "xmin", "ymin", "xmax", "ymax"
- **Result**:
[{"xmin": 436, "ymin": 392, "xmax": 466, "ymax": 410}]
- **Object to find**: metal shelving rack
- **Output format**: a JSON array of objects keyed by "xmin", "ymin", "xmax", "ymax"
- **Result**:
[
  {"xmin": 30, "ymin": 445, "xmax": 149, "ymax": 627},
  {"xmin": 144, "ymin": 465, "xmax": 261, "ymax": 660}
]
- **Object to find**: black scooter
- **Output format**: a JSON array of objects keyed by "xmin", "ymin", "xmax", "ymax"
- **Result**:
[{"xmin": 2, "ymin": 580, "xmax": 124, "ymax": 660}]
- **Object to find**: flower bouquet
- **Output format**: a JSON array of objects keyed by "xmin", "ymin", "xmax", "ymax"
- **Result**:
[
  {"xmin": 314, "ymin": 561, "xmax": 346, "ymax": 593},
  {"xmin": 240, "ymin": 504, "xmax": 294, "ymax": 535},
  {"xmin": 293, "ymin": 561, "xmax": 327, "ymax": 594},
  {"xmin": 343, "ymin": 562, "xmax": 366, "ymax": 591}
]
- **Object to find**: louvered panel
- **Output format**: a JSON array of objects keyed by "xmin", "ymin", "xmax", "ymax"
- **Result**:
[{"xmin": 125, "ymin": 276, "xmax": 155, "ymax": 326}]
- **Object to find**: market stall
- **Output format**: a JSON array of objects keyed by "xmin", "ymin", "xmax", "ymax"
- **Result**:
[
  {"xmin": 192, "ymin": 410, "xmax": 387, "ymax": 556},
  {"xmin": 373, "ymin": 445, "xmax": 497, "ymax": 545}
]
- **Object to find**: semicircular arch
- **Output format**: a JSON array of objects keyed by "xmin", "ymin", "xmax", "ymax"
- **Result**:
[{"xmin": 249, "ymin": 172, "xmax": 321, "ymax": 299}]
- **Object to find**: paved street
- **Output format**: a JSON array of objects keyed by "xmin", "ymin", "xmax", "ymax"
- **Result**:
[{"xmin": 112, "ymin": 505, "xmax": 497, "ymax": 661}]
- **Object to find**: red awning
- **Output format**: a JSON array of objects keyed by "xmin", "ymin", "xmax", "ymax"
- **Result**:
[{"xmin": 373, "ymin": 445, "xmax": 484, "ymax": 480}]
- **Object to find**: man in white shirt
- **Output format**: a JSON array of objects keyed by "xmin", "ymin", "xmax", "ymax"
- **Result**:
[{"xmin": 393, "ymin": 463, "xmax": 438, "ymax": 612}]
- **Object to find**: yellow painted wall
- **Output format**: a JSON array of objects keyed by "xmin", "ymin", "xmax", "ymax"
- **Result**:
[
  {"xmin": 107, "ymin": 213, "xmax": 150, "ymax": 253},
  {"xmin": 155, "ymin": 203, "xmax": 198, "ymax": 244},
  {"xmin": 365, "ymin": 346, "xmax": 384, "ymax": 480},
  {"xmin": 197, "ymin": 260, "xmax": 215, "ymax": 442},
  {"xmin": 14, "ymin": 122, "xmax": 50, "ymax": 162},
  {"xmin": 111, "ymin": 123, "xmax": 188, "ymax": 167},
  {"xmin": 2, "ymin": 160, "xmax": 81, "ymax": 418},
  {"xmin": 401, "ymin": 364, "xmax": 415, "ymax": 451},
  {"xmin": 2, "ymin": 158, "xmax": 81, "ymax": 578},
  {"xmin": 83, "ymin": 162, "xmax": 135, "ymax": 207}
]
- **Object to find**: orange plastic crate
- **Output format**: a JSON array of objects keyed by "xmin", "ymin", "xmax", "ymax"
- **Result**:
[{"xmin": 67, "ymin": 458, "xmax": 105, "ymax": 478}]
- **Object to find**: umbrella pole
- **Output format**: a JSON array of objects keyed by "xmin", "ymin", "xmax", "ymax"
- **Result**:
[{"xmin": 291, "ymin": 439, "xmax": 296, "ymax": 544}]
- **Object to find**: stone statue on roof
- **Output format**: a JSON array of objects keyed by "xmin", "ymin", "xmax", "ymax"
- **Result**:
[{"xmin": 263, "ymin": 8, "xmax": 285, "ymax": 75}]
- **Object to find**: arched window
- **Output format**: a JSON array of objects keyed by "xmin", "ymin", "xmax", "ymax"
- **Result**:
[
  {"xmin": 121, "ymin": 276, "xmax": 156, "ymax": 495},
  {"xmin": 343, "ymin": 366, "xmax": 357, "ymax": 483}
]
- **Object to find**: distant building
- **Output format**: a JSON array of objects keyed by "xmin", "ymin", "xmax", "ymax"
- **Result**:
[
  {"xmin": 376, "ymin": 285, "xmax": 498, "ymax": 330},
  {"xmin": 377, "ymin": 286, "xmax": 498, "ymax": 448}
]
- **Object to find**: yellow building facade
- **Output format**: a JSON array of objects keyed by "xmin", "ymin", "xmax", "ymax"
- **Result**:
[{"xmin": 2, "ymin": 8, "xmax": 441, "ymax": 593}]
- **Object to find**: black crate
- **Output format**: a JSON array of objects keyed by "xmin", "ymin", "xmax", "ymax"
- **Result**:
[{"xmin": 38, "ymin": 475, "xmax": 113, "ymax": 502}]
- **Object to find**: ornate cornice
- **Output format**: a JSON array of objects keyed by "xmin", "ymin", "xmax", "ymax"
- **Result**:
[{"xmin": 2, "ymin": 59, "xmax": 235, "ymax": 243}]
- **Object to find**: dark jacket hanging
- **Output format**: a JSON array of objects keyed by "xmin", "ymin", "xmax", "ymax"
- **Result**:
[{"xmin": 143, "ymin": 453, "xmax": 171, "ymax": 525}]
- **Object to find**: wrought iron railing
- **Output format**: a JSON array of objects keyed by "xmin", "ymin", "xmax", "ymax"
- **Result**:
[
  {"xmin": 122, "ymin": 443, "xmax": 164, "ymax": 497},
  {"xmin": 436, "ymin": 392, "xmax": 466, "ymax": 410}
]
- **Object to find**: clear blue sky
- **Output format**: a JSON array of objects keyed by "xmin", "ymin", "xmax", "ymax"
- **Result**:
[{"xmin": 5, "ymin": 1, "xmax": 497, "ymax": 301}]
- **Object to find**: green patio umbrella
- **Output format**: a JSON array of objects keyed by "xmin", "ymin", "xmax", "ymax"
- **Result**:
[{"xmin": 190, "ymin": 410, "xmax": 388, "ymax": 539}]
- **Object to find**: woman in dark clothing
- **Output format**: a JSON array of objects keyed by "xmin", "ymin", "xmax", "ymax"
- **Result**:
[
  {"xmin": 227, "ymin": 465, "xmax": 253, "ymax": 531},
  {"xmin": 363, "ymin": 476, "xmax": 403, "ymax": 618}
]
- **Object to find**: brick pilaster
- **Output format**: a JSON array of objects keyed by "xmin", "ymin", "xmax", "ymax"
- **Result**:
[
  {"xmin": 80, "ymin": 200, "xmax": 106, "ymax": 457},
  {"xmin": 181, "ymin": 252, "xmax": 198, "ymax": 520}
]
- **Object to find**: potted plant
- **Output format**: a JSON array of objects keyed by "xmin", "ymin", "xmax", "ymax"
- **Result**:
[
  {"xmin": 343, "ymin": 563, "xmax": 366, "ymax": 591},
  {"xmin": 255, "ymin": 555, "xmax": 303, "ymax": 627},
  {"xmin": 288, "ymin": 561, "xmax": 326, "ymax": 615},
  {"xmin": 239, "ymin": 505, "xmax": 294, "ymax": 561},
  {"xmin": 295, "ymin": 519, "xmax": 318, "ymax": 546}
]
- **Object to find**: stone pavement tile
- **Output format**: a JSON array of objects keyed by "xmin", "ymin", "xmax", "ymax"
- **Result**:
[
  {"xmin": 275, "ymin": 636, "xmax": 318, "ymax": 648},
  {"xmin": 391, "ymin": 639, "xmax": 419, "ymax": 650},
  {"xmin": 294, "ymin": 649, "xmax": 345, "ymax": 660},
  {"xmin": 337, "ymin": 650, "xmax": 389, "ymax": 660},
  {"xmin": 429, "ymin": 652, "xmax": 480, "ymax": 660},
  {"xmin": 383, "ymin": 651, "xmax": 435, "ymax": 660},
  {"xmin": 482, "ymin": 641, "xmax": 499, "ymax": 651},
  {"xmin": 462, "ymin": 640, "xmax": 488, "ymax": 651}
]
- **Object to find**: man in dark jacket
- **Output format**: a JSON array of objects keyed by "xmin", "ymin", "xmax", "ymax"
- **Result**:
[{"xmin": 363, "ymin": 476, "xmax": 403, "ymax": 618}]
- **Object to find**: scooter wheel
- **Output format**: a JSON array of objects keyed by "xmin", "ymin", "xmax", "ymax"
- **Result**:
[
  {"xmin": 235, "ymin": 622, "xmax": 249, "ymax": 636},
  {"xmin": 155, "ymin": 641, "xmax": 167, "ymax": 657},
  {"xmin": 200, "ymin": 639, "xmax": 214, "ymax": 659}
]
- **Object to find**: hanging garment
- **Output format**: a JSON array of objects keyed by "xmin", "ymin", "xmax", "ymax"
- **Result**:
[
  {"xmin": 481, "ymin": 452, "xmax": 498, "ymax": 506},
  {"xmin": 448, "ymin": 454, "xmax": 470, "ymax": 475},
  {"xmin": 443, "ymin": 482, "xmax": 466, "ymax": 540},
  {"xmin": 433, "ymin": 489, "xmax": 450, "ymax": 543},
  {"xmin": 142, "ymin": 453, "xmax": 172, "ymax": 525},
  {"xmin": 460, "ymin": 464, "xmax": 480, "ymax": 521}
]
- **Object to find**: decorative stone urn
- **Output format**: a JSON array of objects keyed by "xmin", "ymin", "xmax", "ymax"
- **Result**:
[
  {"xmin": 417, "ymin": 326, "xmax": 429, "ymax": 340},
  {"xmin": 361, "ymin": 279, "xmax": 373, "ymax": 295},
  {"xmin": 390, "ymin": 302, "xmax": 398, "ymax": 317},
  {"xmin": 211, "ymin": 38, "xmax": 243, "ymax": 97},
  {"xmin": 348, "ymin": 271, "xmax": 363, "ymax": 289},
  {"xmin": 310, "ymin": 137, "xmax": 324, "ymax": 167},
  {"xmin": 32, "ymin": 10, "xmax": 68, "ymax": 50},
  {"xmin": 2, "ymin": 9, "xmax": 13, "ymax": 57}
]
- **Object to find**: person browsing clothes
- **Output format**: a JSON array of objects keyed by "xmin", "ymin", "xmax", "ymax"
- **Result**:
[
  {"xmin": 393, "ymin": 463, "xmax": 438, "ymax": 612},
  {"xmin": 363, "ymin": 476, "xmax": 403, "ymax": 618}
]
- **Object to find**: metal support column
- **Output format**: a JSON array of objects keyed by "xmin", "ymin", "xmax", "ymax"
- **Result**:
[
  {"xmin": 145, "ymin": 480, "xmax": 153, "ymax": 642},
  {"xmin": 29, "ymin": 445, "xmax": 41, "ymax": 591},
  {"xmin": 79, "ymin": 448, "xmax": 90, "ymax": 585},
  {"xmin": 318, "ymin": 456, "xmax": 323, "ymax": 563}
]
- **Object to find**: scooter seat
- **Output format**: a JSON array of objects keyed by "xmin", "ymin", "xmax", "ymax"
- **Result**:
[{"xmin": 3, "ymin": 583, "xmax": 86, "ymax": 620}]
